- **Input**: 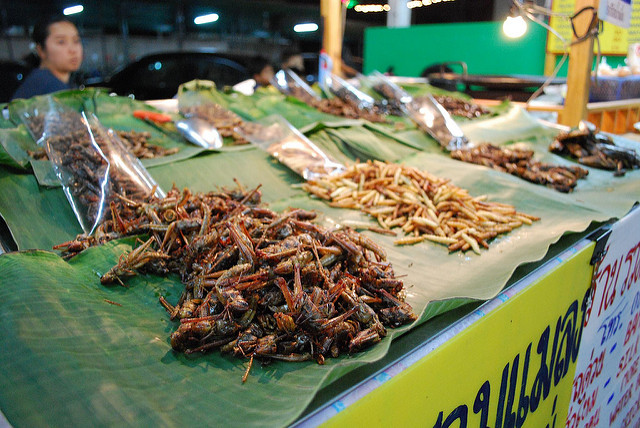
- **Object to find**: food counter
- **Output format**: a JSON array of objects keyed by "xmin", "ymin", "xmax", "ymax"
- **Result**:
[{"xmin": 0, "ymin": 82, "xmax": 638, "ymax": 427}]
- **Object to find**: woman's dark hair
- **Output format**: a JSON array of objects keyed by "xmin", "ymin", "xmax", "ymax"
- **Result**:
[
  {"xmin": 248, "ymin": 56, "xmax": 273, "ymax": 77},
  {"xmin": 27, "ymin": 15, "xmax": 75, "ymax": 68},
  {"xmin": 32, "ymin": 15, "xmax": 73, "ymax": 47}
]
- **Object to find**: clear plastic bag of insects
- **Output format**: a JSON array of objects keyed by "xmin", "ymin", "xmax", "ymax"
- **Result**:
[
  {"xmin": 365, "ymin": 72, "xmax": 469, "ymax": 150},
  {"xmin": 18, "ymin": 96, "xmax": 87, "ymax": 144},
  {"xmin": 235, "ymin": 114, "xmax": 344, "ymax": 180},
  {"xmin": 365, "ymin": 70, "xmax": 413, "ymax": 105},
  {"xmin": 271, "ymin": 69, "xmax": 322, "ymax": 103},
  {"xmin": 354, "ymin": 72, "xmax": 405, "ymax": 116},
  {"xmin": 323, "ymin": 72, "xmax": 377, "ymax": 112},
  {"xmin": 404, "ymin": 94, "xmax": 470, "ymax": 151},
  {"xmin": 22, "ymin": 98, "xmax": 164, "ymax": 234}
]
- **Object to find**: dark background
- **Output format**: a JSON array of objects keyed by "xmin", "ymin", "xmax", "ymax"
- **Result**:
[{"xmin": 1, "ymin": 0, "xmax": 498, "ymax": 66}]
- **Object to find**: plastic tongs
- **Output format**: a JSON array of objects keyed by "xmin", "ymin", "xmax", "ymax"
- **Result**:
[
  {"xmin": 271, "ymin": 69, "xmax": 322, "ymax": 102},
  {"xmin": 367, "ymin": 71, "xmax": 470, "ymax": 151}
]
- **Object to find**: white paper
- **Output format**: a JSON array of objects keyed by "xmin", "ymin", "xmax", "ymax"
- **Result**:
[
  {"xmin": 599, "ymin": 0, "xmax": 632, "ymax": 28},
  {"xmin": 566, "ymin": 206, "xmax": 640, "ymax": 427}
]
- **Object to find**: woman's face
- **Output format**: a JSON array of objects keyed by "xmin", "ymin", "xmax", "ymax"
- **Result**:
[{"xmin": 37, "ymin": 21, "xmax": 83, "ymax": 75}]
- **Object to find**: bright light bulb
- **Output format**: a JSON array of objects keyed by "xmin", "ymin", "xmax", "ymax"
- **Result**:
[
  {"xmin": 63, "ymin": 5, "xmax": 84, "ymax": 15},
  {"xmin": 503, "ymin": 15, "xmax": 527, "ymax": 38},
  {"xmin": 294, "ymin": 23, "xmax": 318, "ymax": 33},
  {"xmin": 194, "ymin": 13, "xmax": 219, "ymax": 25}
]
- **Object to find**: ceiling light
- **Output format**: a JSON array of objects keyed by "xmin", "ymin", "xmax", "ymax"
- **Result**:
[
  {"xmin": 63, "ymin": 5, "xmax": 84, "ymax": 15},
  {"xmin": 354, "ymin": 4, "xmax": 390, "ymax": 12},
  {"xmin": 194, "ymin": 13, "xmax": 219, "ymax": 25},
  {"xmin": 503, "ymin": 15, "xmax": 527, "ymax": 38},
  {"xmin": 294, "ymin": 23, "xmax": 318, "ymax": 33}
]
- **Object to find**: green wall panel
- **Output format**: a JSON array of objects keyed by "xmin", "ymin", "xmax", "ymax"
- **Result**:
[{"xmin": 364, "ymin": 21, "xmax": 548, "ymax": 77}]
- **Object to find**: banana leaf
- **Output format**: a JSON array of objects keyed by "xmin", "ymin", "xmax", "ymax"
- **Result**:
[
  {"xmin": 0, "ymin": 104, "xmax": 15, "ymax": 128},
  {"xmin": 0, "ymin": 88, "xmax": 248, "ymax": 183},
  {"xmin": 306, "ymin": 130, "xmax": 357, "ymax": 166},
  {"xmin": 91, "ymin": 90, "xmax": 254, "ymax": 162},
  {"xmin": 253, "ymin": 95, "xmax": 352, "ymax": 130},
  {"xmin": 363, "ymin": 122, "xmax": 440, "ymax": 152},
  {"xmin": 0, "ymin": 144, "xmax": 22, "ymax": 171},
  {"xmin": 177, "ymin": 79, "xmax": 230, "ymax": 108},
  {"xmin": 460, "ymin": 104, "xmax": 559, "ymax": 145},
  {"xmin": 324, "ymin": 126, "xmax": 416, "ymax": 162},
  {"xmin": 91, "ymin": 89, "xmax": 167, "ymax": 116},
  {"xmin": 2, "ymin": 86, "xmax": 640, "ymax": 426},
  {"xmin": 6, "ymin": 89, "xmax": 95, "ymax": 126},
  {"xmin": 0, "ymin": 148, "xmax": 632, "ymax": 427},
  {"xmin": 0, "ymin": 243, "xmax": 422, "ymax": 427},
  {"xmin": 30, "ymin": 159, "xmax": 59, "ymax": 187},
  {"xmin": 0, "ymin": 126, "xmax": 38, "ymax": 170},
  {"xmin": 0, "ymin": 168, "xmax": 81, "ymax": 250}
]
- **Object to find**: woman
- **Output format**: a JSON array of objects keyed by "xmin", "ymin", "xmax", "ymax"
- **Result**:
[{"xmin": 11, "ymin": 16, "xmax": 83, "ymax": 100}]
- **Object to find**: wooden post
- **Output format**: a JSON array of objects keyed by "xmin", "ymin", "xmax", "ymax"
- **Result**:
[
  {"xmin": 320, "ymin": 0, "xmax": 343, "ymax": 75},
  {"xmin": 560, "ymin": 0, "xmax": 599, "ymax": 127},
  {"xmin": 544, "ymin": 52, "xmax": 557, "ymax": 76}
]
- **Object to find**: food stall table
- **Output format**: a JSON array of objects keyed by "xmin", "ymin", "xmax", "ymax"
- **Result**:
[{"xmin": 0, "ymin": 87, "xmax": 638, "ymax": 426}]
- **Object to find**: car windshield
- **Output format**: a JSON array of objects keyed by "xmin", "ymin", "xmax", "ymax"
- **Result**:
[{"xmin": 106, "ymin": 54, "xmax": 250, "ymax": 99}]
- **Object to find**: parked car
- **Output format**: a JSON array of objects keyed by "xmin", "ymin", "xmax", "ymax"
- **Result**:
[
  {"xmin": 0, "ymin": 61, "xmax": 32, "ymax": 103},
  {"xmin": 90, "ymin": 52, "xmax": 252, "ymax": 100}
]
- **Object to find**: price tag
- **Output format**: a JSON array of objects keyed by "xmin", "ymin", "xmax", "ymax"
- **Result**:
[{"xmin": 599, "ymin": 0, "xmax": 633, "ymax": 29}]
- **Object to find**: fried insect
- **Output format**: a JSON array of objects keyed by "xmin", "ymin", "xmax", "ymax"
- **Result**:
[
  {"xmin": 100, "ymin": 237, "xmax": 169, "ymax": 285},
  {"xmin": 451, "ymin": 143, "xmax": 589, "ymax": 192},
  {"xmin": 417, "ymin": 95, "xmax": 490, "ymax": 119},
  {"xmin": 24, "ymin": 111, "xmax": 161, "ymax": 228},
  {"xmin": 57, "ymin": 183, "xmax": 417, "ymax": 380},
  {"xmin": 180, "ymin": 104, "xmax": 254, "ymax": 145},
  {"xmin": 302, "ymin": 160, "xmax": 540, "ymax": 254},
  {"xmin": 286, "ymin": 85, "xmax": 389, "ymax": 123},
  {"xmin": 115, "ymin": 130, "xmax": 179, "ymax": 159},
  {"xmin": 549, "ymin": 128, "xmax": 640, "ymax": 177}
]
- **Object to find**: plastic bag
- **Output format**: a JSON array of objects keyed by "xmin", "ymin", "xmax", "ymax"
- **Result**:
[
  {"xmin": 367, "ymin": 71, "xmax": 469, "ymax": 150},
  {"xmin": 235, "ymin": 115, "xmax": 344, "ymax": 180},
  {"xmin": 323, "ymin": 73, "xmax": 376, "ymax": 111},
  {"xmin": 20, "ymin": 98, "xmax": 164, "ymax": 234},
  {"xmin": 365, "ymin": 70, "xmax": 413, "ymax": 105},
  {"xmin": 354, "ymin": 72, "xmax": 405, "ymax": 116},
  {"xmin": 20, "ymin": 96, "xmax": 87, "ymax": 143},
  {"xmin": 404, "ymin": 94, "xmax": 469, "ymax": 151},
  {"xmin": 271, "ymin": 69, "xmax": 322, "ymax": 103}
]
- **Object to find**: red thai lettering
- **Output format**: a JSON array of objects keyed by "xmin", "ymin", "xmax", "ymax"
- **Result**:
[
  {"xmin": 618, "ymin": 336, "xmax": 640, "ymax": 379},
  {"xmin": 610, "ymin": 385, "xmax": 633, "ymax": 425},
  {"xmin": 623, "ymin": 241, "xmax": 640, "ymax": 294},
  {"xmin": 625, "ymin": 311, "xmax": 640, "ymax": 346},
  {"xmin": 584, "ymin": 407, "xmax": 600, "ymax": 428}
]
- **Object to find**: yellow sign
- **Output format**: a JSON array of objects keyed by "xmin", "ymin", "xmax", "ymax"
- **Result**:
[
  {"xmin": 323, "ymin": 243, "xmax": 595, "ymax": 427},
  {"xmin": 547, "ymin": 0, "xmax": 640, "ymax": 54}
]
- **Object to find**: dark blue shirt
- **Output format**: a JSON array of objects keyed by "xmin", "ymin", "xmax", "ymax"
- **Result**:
[{"xmin": 11, "ymin": 68, "xmax": 71, "ymax": 100}]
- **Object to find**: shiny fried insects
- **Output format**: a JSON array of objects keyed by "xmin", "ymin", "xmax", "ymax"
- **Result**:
[
  {"xmin": 57, "ymin": 184, "xmax": 417, "ymax": 381},
  {"xmin": 549, "ymin": 128, "xmax": 640, "ymax": 177}
]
